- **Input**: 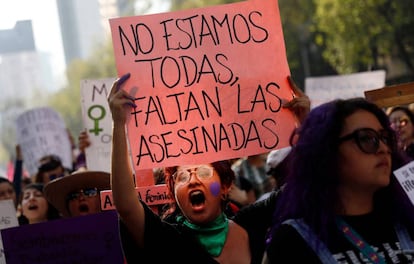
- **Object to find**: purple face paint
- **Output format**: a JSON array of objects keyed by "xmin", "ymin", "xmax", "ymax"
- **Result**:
[{"xmin": 209, "ymin": 182, "xmax": 221, "ymax": 197}]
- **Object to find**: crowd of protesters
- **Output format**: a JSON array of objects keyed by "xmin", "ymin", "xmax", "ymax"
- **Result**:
[{"xmin": 1, "ymin": 71, "xmax": 414, "ymax": 263}]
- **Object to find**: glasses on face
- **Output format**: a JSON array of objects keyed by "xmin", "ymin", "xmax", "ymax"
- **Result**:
[
  {"xmin": 338, "ymin": 128, "xmax": 393, "ymax": 154},
  {"xmin": 390, "ymin": 118, "xmax": 409, "ymax": 130},
  {"xmin": 173, "ymin": 165, "xmax": 214, "ymax": 185},
  {"xmin": 67, "ymin": 188, "xmax": 98, "ymax": 201}
]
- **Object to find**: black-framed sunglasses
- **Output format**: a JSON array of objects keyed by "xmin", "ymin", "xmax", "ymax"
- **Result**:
[
  {"xmin": 67, "ymin": 188, "xmax": 98, "ymax": 201},
  {"xmin": 172, "ymin": 165, "xmax": 214, "ymax": 185},
  {"xmin": 338, "ymin": 128, "xmax": 393, "ymax": 154}
]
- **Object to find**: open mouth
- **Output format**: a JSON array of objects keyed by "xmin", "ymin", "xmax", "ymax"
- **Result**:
[
  {"xmin": 189, "ymin": 190, "xmax": 205, "ymax": 206},
  {"xmin": 28, "ymin": 204, "xmax": 38, "ymax": 210},
  {"xmin": 78, "ymin": 204, "xmax": 90, "ymax": 213}
]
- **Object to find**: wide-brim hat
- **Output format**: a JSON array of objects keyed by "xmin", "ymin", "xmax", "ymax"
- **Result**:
[
  {"xmin": 44, "ymin": 170, "xmax": 110, "ymax": 217},
  {"xmin": 266, "ymin": 146, "xmax": 292, "ymax": 170}
]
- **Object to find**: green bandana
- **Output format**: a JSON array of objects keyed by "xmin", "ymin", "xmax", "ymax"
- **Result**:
[{"xmin": 178, "ymin": 213, "xmax": 229, "ymax": 257}]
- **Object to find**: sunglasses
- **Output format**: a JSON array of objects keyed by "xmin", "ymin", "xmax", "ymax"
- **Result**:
[
  {"xmin": 173, "ymin": 165, "xmax": 214, "ymax": 185},
  {"xmin": 67, "ymin": 188, "xmax": 98, "ymax": 201},
  {"xmin": 338, "ymin": 128, "xmax": 393, "ymax": 154}
]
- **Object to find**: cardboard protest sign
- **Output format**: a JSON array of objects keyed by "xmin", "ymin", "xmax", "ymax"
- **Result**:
[
  {"xmin": 305, "ymin": 70, "xmax": 386, "ymax": 108},
  {"xmin": 365, "ymin": 82, "xmax": 414, "ymax": 108},
  {"xmin": 0, "ymin": 199, "xmax": 18, "ymax": 263},
  {"xmin": 81, "ymin": 78, "xmax": 116, "ymax": 172},
  {"xmin": 109, "ymin": 0, "xmax": 296, "ymax": 171},
  {"xmin": 394, "ymin": 160, "xmax": 414, "ymax": 206},
  {"xmin": 15, "ymin": 107, "xmax": 72, "ymax": 176},
  {"xmin": 80, "ymin": 79, "xmax": 154, "ymax": 186},
  {"xmin": 0, "ymin": 200, "xmax": 18, "ymax": 230},
  {"xmin": 100, "ymin": 184, "xmax": 174, "ymax": 210},
  {"xmin": 1, "ymin": 211, "xmax": 123, "ymax": 264}
]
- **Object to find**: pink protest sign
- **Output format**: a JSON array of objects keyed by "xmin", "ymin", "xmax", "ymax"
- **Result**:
[{"xmin": 110, "ymin": 0, "xmax": 295, "ymax": 170}]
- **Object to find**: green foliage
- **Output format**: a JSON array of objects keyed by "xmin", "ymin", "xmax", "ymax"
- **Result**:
[
  {"xmin": 278, "ymin": 0, "xmax": 322, "ymax": 86},
  {"xmin": 313, "ymin": 0, "xmax": 414, "ymax": 76},
  {"xmin": 0, "ymin": 99, "xmax": 26, "ymax": 164},
  {"xmin": 47, "ymin": 0, "xmax": 414, "ymax": 142},
  {"xmin": 47, "ymin": 38, "xmax": 117, "ymax": 137},
  {"xmin": 171, "ymin": 0, "xmax": 239, "ymax": 10}
]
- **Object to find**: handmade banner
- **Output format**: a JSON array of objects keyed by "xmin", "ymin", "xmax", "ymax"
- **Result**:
[
  {"xmin": 100, "ymin": 184, "xmax": 174, "ymax": 211},
  {"xmin": 15, "ymin": 107, "xmax": 72, "ymax": 176},
  {"xmin": 0, "ymin": 199, "xmax": 18, "ymax": 263},
  {"xmin": 80, "ymin": 79, "xmax": 153, "ymax": 186},
  {"xmin": 1, "ymin": 211, "xmax": 123, "ymax": 264},
  {"xmin": 110, "ymin": 0, "xmax": 296, "ymax": 170},
  {"xmin": 81, "ymin": 78, "xmax": 116, "ymax": 172},
  {"xmin": 305, "ymin": 70, "xmax": 386, "ymax": 108},
  {"xmin": 394, "ymin": 160, "xmax": 414, "ymax": 206},
  {"xmin": 365, "ymin": 82, "xmax": 414, "ymax": 108},
  {"xmin": 0, "ymin": 200, "xmax": 18, "ymax": 230}
]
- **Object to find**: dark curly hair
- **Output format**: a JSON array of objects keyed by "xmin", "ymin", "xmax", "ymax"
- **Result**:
[{"xmin": 161, "ymin": 160, "xmax": 235, "ymax": 220}]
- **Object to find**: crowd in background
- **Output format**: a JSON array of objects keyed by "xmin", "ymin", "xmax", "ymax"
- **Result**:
[{"xmin": 1, "ymin": 75, "xmax": 414, "ymax": 263}]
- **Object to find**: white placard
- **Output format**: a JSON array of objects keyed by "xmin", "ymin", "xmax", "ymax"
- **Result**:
[
  {"xmin": 0, "ymin": 199, "xmax": 18, "ymax": 264},
  {"xmin": 394, "ymin": 160, "xmax": 414, "ymax": 205},
  {"xmin": 15, "ymin": 107, "xmax": 72, "ymax": 176},
  {"xmin": 0, "ymin": 200, "xmax": 18, "ymax": 230},
  {"xmin": 80, "ymin": 78, "xmax": 115, "ymax": 172},
  {"xmin": 305, "ymin": 70, "xmax": 386, "ymax": 108}
]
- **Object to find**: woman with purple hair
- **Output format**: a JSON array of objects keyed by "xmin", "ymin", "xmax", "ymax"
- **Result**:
[{"xmin": 264, "ymin": 98, "xmax": 414, "ymax": 263}]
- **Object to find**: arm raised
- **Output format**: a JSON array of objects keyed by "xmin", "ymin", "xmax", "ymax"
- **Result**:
[{"xmin": 108, "ymin": 73, "xmax": 145, "ymax": 247}]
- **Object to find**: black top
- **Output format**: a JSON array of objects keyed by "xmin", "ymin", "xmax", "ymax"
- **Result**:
[
  {"xmin": 232, "ymin": 190, "xmax": 280, "ymax": 264},
  {"xmin": 266, "ymin": 212, "xmax": 414, "ymax": 263},
  {"xmin": 405, "ymin": 142, "xmax": 414, "ymax": 160},
  {"xmin": 119, "ymin": 201, "xmax": 219, "ymax": 264}
]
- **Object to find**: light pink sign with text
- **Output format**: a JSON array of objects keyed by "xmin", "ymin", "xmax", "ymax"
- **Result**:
[{"xmin": 110, "ymin": 0, "xmax": 295, "ymax": 170}]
